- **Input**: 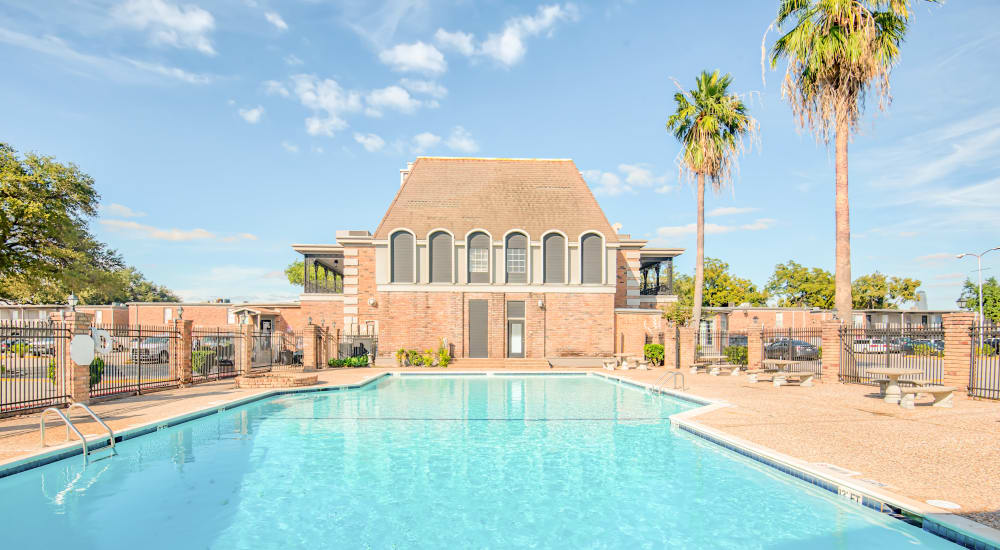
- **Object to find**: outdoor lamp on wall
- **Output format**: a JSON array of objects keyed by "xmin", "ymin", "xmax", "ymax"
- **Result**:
[
  {"xmin": 538, "ymin": 299, "xmax": 545, "ymax": 310},
  {"xmin": 752, "ymin": 315, "xmax": 759, "ymax": 324},
  {"xmin": 307, "ymin": 316, "xmax": 313, "ymax": 325},
  {"xmin": 368, "ymin": 297, "xmax": 377, "ymax": 307},
  {"xmin": 67, "ymin": 293, "xmax": 78, "ymax": 312}
]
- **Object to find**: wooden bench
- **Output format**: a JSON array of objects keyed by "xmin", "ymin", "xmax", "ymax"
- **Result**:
[
  {"xmin": 899, "ymin": 385, "xmax": 956, "ymax": 409},
  {"xmin": 772, "ymin": 370, "xmax": 815, "ymax": 388}
]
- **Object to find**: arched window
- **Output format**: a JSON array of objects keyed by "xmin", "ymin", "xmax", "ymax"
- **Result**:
[
  {"xmin": 467, "ymin": 232, "xmax": 490, "ymax": 283},
  {"xmin": 390, "ymin": 230, "xmax": 414, "ymax": 283},
  {"xmin": 505, "ymin": 232, "xmax": 528, "ymax": 283},
  {"xmin": 543, "ymin": 233, "xmax": 565, "ymax": 284},
  {"xmin": 429, "ymin": 231, "xmax": 453, "ymax": 283},
  {"xmin": 580, "ymin": 233, "xmax": 602, "ymax": 284}
]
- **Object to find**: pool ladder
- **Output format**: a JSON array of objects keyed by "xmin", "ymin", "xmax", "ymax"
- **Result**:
[
  {"xmin": 40, "ymin": 403, "xmax": 116, "ymax": 463},
  {"xmin": 649, "ymin": 371, "xmax": 686, "ymax": 394}
]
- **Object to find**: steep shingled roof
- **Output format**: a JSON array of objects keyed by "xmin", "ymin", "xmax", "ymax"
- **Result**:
[{"xmin": 373, "ymin": 157, "xmax": 618, "ymax": 242}]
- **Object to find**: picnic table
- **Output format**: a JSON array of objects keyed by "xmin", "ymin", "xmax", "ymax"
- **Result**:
[
  {"xmin": 692, "ymin": 354, "xmax": 727, "ymax": 375},
  {"xmin": 613, "ymin": 353, "xmax": 645, "ymax": 370},
  {"xmin": 866, "ymin": 367, "xmax": 923, "ymax": 405}
]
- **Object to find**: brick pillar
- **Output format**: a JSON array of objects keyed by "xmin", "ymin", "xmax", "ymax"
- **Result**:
[
  {"xmin": 236, "ymin": 324, "xmax": 253, "ymax": 375},
  {"xmin": 65, "ymin": 312, "xmax": 94, "ymax": 404},
  {"xmin": 678, "ymin": 325, "xmax": 696, "ymax": 370},
  {"xmin": 302, "ymin": 323, "xmax": 319, "ymax": 371},
  {"xmin": 821, "ymin": 320, "xmax": 842, "ymax": 382},
  {"xmin": 942, "ymin": 312, "xmax": 975, "ymax": 392},
  {"xmin": 748, "ymin": 325, "xmax": 763, "ymax": 370},
  {"xmin": 172, "ymin": 319, "xmax": 193, "ymax": 385}
]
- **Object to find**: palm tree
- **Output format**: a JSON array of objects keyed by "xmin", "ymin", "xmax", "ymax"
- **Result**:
[
  {"xmin": 768, "ymin": 0, "xmax": 924, "ymax": 322},
  {"xmin": 666, "ymin": 70, "xmax": 757, "ymax": 342}
]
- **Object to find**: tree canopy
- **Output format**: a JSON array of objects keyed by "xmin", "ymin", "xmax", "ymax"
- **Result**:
[
  {"xmin": 285, "ymin": 260, "xmax": 305, "ymax": 286},
  {"xmin": 674, "ymin": 258, "xmax": 768, "ymax": 308},
  {"xmin": 766, "ymin": 260, "xmax": 835, "ymax": 309},
  {"xmin": 0, "ymin": 143, "xmax": 177, "ymax": 304},
  {"xmin": 959, "ymin": 277, "xmax": 1000, "ymax": 323},
  {"xmin": 851, "ymin": 272, "xmax": 921, "ymax": 309}
]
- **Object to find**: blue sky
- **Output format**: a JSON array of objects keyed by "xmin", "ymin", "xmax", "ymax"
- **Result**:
[{"xmin": 2, "ymin": 0, "xmax": 997, "ymax": 308}]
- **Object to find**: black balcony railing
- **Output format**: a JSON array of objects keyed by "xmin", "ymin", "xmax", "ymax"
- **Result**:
[{"xmin": 639, "ymin": 284, "xmax": 673, "ymax": 296}]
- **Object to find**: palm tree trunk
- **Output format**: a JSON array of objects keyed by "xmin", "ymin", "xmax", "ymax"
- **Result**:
[
  {"xmin": 691, "ymin": 172, "xmax": 705, "ymax": 353},
  {"xmin": 834, "ymin": 107, "xmax": 852, "ymax": 323}
]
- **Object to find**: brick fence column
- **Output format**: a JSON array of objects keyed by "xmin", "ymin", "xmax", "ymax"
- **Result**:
[
  {"xmin": 942, "ymin": 312, "xmax": 975, "ymax": 393},
  {"xmin": 748, "ymin": 325, "xmax": 763, "ymax": 370},
  {"xmin": 821, "ymin": 320, "xmax": 842, "ymax": 382},
  {"xmin": 65, "ymin": 312, "xmax": 93, "ymax": 404},
  {"xmin": 237, "ymin": 324, "xmax": 253, "ymax": 375},
  {"xmin": 678, "ymin": 325, "xmax": 696, "ymax": 370},
  {"xmin": 302, "ymin": 323, "xmax": 319, "ymax": 371},
  {"xmin": 172, "ymin": 319, "xmax": 193, "ymax": 385}
]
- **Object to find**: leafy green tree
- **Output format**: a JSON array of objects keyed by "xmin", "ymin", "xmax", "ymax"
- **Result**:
[
  {"xmin": 851, "ymin": 272, "xmax": 921, "ymax": 309},
  {"xmin": 666, "ymin": 71, "xmax": 757, "ymax": 335},
  {"xmin": 959, "ymin": 277, "xmax": 1000, "ymax": 323},
  {"xmin": 766, "ymin": 260, "xmax": 835, "ymax": 309},
  {"xmin": 768, "ymin": 1, "xmax": 929, "ymax": 321},
  {"xmin": 285, "ymin": 260, "xmax": 305, "ymax": 286},
  {"xmin": 702, "ymin": 258, "xmax": 768, "ymax": 307}
]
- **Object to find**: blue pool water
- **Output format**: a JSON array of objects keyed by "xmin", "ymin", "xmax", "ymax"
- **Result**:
[{"xmin": 2, "ymin": 374, "xmax": 958, "ymax": 549}]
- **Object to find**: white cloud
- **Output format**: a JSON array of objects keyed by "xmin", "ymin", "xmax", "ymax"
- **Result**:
[
  {"xmin": 104, "ymin": 203, "xmax": 146, "ymax": 218},
  {"xmin": 434, "ymin": 28, "xmax": 475, "ymax": 56},
  {"xmin": 399, "ymin": 78, "xmax": 447, "ymax": 98},
  {"xmin": 445, "ymin": 126, "xmax": 478, "ymax": 153},
  {"xmin": 378, "ymin": 41, "xmax": 446, "ymax": 74},
  {"xmin": 284, "ymin": 54, "xmax": 303, "ymax": 66},
  {"xmin": 281, "ymin": 141, "xmax": 299, "ymax": 153},
  {"xmin": 365, "ymin": 85, "xmax": 423, "ymax": 117},
  {"xmin": 122, "ymin": 58, "xmax": 214, "ymax": 84},
  {"xmin": 480, "ymin": 3, "xmax": 579, "ymax": 66},
  {"xmin": 934, "ymin": 272, "xmax": 965, "ymax": 281},
  {"xmin": 656, "ymin": 218, "xmax": 776, "ymax": 239},
  {"xmin": 707, "ymin": 206, "xmax": 759, "ymax": 217},
  {"xmin": 100, "ymin": 219, "xmax": 256, "ymax": 242},
  {"xmin": 354, "ymin": 132, "xmax": 386, "ymax": 152},
  {"xmin": 112, "ymin": 0, "xmax": 216, "ymax": 56},
  {"xmin": 238, "ymin": 105, "xmax": 264, "ymax": 124},
  {"xmin": 915, "ymin": 252, "xmax": 955, "ymax": 263},
  {"xmin": 289, "ymin": 74, "xmax": 363, "ymax": 136},
  {"xmin": 311, "ymin": 145, "xmax": 324, "ymax": 154},
  {"xmin": 583, "ymin": 163, "xmax": 668, "ymax": 195},
  {"xmin": 264, "ymin": 11, "xmax": 288, "ymax": 31},
  {"xmin": 262, "ymin": 79, "xmax": 289, "ymax": 97},
  {"xmin": 412, "ymin": 132, "xmax": 441, "ymax": 154}
]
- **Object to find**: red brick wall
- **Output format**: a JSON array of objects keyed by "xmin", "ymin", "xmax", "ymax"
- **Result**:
[
  {"xmin": 543, "ymin": 293, "xmax": 614, "ymax": 357},
  {"xmin": 299, "ymin": 301, "xmax": 344, "ymax": 332},
  {"xmin": 716, "ymin": 309, "xmax": 831, "ymax": 331},
  {"xmin": 129, "ymin": 304, "xmax": 230, "ymax": 326},
  {"xmin": 613, "ymin": 311, "xmax": 666, "ymax": 358},
  {"xmin": 379, "ymin": 292, "xmax": 464, "ymax": 357}
]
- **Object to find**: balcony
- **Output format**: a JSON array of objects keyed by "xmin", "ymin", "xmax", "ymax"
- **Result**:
[
  {"xmin": 638, "ymin": 258, "xmax": 674, "ymax": 296},
  {"xmin": 304, "ymin": 254, "xmax": 344, "ymax": 294}
]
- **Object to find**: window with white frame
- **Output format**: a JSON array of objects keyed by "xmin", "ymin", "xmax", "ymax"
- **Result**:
[
  {"xmin": 163, "ymin": 308, "xmax": 172, "ymax": 323},
  {"xmin": 506, "ymin": 248, "xmax": 526, "ymax": 273},
  {"xmin": 469, "ymin": 248, "xmax": 489, "ymax": 273},
  {"xmin": 227, "ymin": 310, "xmax": 237, "ymax": 324}
]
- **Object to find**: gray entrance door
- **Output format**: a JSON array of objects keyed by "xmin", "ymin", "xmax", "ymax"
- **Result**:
[
  {"xmin": 507, "ymin": 320, "xmax": 524, "ymax": 358},
  {"xmin": 469, "ymin": 300, "xmax": 488, "ymax": 358}
]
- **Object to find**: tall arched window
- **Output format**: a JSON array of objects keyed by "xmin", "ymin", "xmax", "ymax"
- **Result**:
[
  {"xmin": 580, "ymin": 233, "xmax": 602, "ymax": 284},
  {"xmin": 429, "ymin": 231, "xmax": 453, "ymax": 283},
  {"xmin": 467, "ymin": 232, "xmax": 490, "ymax": 283},
  {"xmin": 543, "ymin": 233, "xmax": 565, "ymax": 284},
  {"xmin": 505, "ymin": 232, "xmax": 528, "ymax": 283},
  {"xmin": 390, "ymin": 230, "xmax": 415, "ymax": 283}
]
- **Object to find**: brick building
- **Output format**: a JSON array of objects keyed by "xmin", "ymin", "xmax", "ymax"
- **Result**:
[{"xmin": 292, "ymin": 157, "xmax": 683, "ymax": 360}]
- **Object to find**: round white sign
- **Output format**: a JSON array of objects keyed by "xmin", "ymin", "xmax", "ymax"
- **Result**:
[{"xmin": 70, "ymin": 335, "xmax": 96, "ymax": 366}]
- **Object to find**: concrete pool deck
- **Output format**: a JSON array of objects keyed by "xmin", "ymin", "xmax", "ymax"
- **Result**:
[{"xmin": 1, "ymin": 367, "xmax": 998, "ymax": 532}]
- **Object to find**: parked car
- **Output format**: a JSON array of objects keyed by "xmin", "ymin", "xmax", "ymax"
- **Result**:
[
  {"xmin": 764, "ymin": 339, "xmax": 820, "ymax": 360},
  {"xmin": 980, "ymin": 337, "xmax": 1000, "ymax": 354},
  {"xmin": 30, "ymin": 338, "xmax": 58, "ymax": 356},
  {"xmin": 130, "ymin": 337, "xmax": 170, "ymax": 363},
  {"xmin": 865, "ymin": 339, "xmax": 887, "ymax": 353},
  {"xmin": 1, "ymin": 338, "xmax": 33, "ymax": 355},
  {"xmin": 726, "ymin": 334, "xmax": 748, "ymax": 347}
]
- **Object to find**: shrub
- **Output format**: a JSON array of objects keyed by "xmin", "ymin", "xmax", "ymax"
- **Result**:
[
  {"xmin": 328, "ymin": 358, "xmax": 345, "ymax": 368},
  {"xmin": 395, "ymin": 348, "xmax": 407, "ymax": 366},
  {"xmin": 976, "ymin": 345, "xmax": 997, "ymax": 357},
  {"xmin": 723, "ymin": 345, "xmax": 748, "ymax": 366},
  {"xmin": 913, "ymin": 344, "xmax": 943, "ymax": 358},
  {"xmin": 422, "ymin": 350, "xmax": 436, "ymax": 367},
  {"xmin": 192, "ymin": 350, "xmax": 216, "ymax": 374},
  {"xmin": 643, "ymin": 343, "xmax": 665, "ymax": 366},
  {"xmin": 408, "ymin": 349, "xmax": 423, "ymax": 366},
  {"xmin": 817, "ymin": 346, "xmax": 823, "ymax": 360},
  {"xmin": 47, "ymin": 359, "xmax": 57, "ymax": 386},
  {"xmin": 343, "ymin": 355, "xmax": 369, "ymax": 368},
  {"xmin": 89, "ymin": 358, "xmax": 105, "ymax": 388},
  {"xmin": 437, "ymin": 341, "xmax": 451, "ymax": 368},
  {"xmin": 10, "ymin": 342, "xmax": 30, "ymax": 358}
]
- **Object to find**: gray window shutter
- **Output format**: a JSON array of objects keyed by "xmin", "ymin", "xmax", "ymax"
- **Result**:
[
  {"xmin": 581, "ymin": 233, "xmax": 602, "ymax": 284},
  {"xmin": 391, "ymin": 231, "xmax": 414, "ymax": 283},
  {"xmin": 469, "ymin": 300, "xmax": 488, "ymax": 357},
  {"xmin": 468, "ymin": 232, "xmax": 490, "ymax": 283},
  {"xmin": 505, "ymin": 233, "xmax": 527, "ymax": 283},
  {"xmin": 543, "ymin": 233, "xmax": 565, "ymax": 283},
  {"xmin": 429, "ymin": 232, "xmax": 453, "ymax": 283},
  {"xmin": 506, "ymin": 301, "xmax": 525, "ymax": 319}
]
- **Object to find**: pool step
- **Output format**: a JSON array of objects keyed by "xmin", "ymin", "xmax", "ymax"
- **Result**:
[{"xmin": 447, "ymin": 358, "xmax": 552, "ymax": 369}]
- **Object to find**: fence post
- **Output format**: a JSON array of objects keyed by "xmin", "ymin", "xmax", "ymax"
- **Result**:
[
  {"xmin": 821, "ymin": 320, "xmax": 841, "ymax": 382},
  {"xmin": 237, "ymin": 324, "xmax": 253, "ymax": 375},
  {"xmin": 678, "ymin": 325, "xmax": 696, "ymax": 370},
  {"xmin": 302, "ymin": 323, "xmax": 319, "ymax": 371},
  {"xmin": 942, "ymin": 312, "xmax": 975, "ymax": 394},
  {"xmin": 65, "ymin": 312, "xmax": 94, "ymax": 404},
  {"xmin": 172, "ymin": 319, "xmax": 193, "ymax": 386},
  {"xmin": 748, "ymin": 325, "xmax": 763, "ymax": 370}
]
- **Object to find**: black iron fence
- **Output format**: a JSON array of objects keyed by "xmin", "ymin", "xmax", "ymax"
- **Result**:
[
  {"xmin": 191, "ymin": 328, "xmax": 241, "ymax": 382},
  {"xmin": 838, "ymin": 324, "xmax": 944, "ymax": 385},
  {"xmin": 970, "ymin": 323, "xmax": 1000, "ymax": 400},
  {"xmin": 762, "ymin": 327, "xmax": 823, "ymax": 375},
  {"xmin": 89, "ymin": 324, "xmax": 180, "ymax": 398},
  {"xmin": 0, "ymin": 321, "xmax": 69, "ymax": 414},
  {"xmin": 696, "ymin": 330, "xmax": 748, "ymax": 363},
  {"xmin": 251, "ymin": 331, "xmax": 302, "ymax": 370},
  {"xmin": 339, "ymin": 333, "xmax": 377, "ymax": 359}
]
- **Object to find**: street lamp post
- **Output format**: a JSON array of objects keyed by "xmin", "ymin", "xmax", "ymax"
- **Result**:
[{"xmin": 957, "ymin": 246, "xmax": 1000, "ymax": 350}]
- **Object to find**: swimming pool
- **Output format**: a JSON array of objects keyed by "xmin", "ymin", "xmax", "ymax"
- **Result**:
[{"xmin": 1, "ymin": 374, "xmax": 960, "ymax": 548}]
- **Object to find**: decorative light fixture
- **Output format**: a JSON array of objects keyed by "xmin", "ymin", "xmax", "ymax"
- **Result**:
[
  {"xmin": 67, "ymin": 293, "xmax": 79, "ymax": 312},
  {"xmin": 307, "ymin": 316, "xmax": 313, "ymax": 325},
  {"xmin": 177, "ymin": 306, "xmax": 184, "ymax": 320},
  {"xmin": 752, "ymin": 315, "xmax": 759, "ymax": 324},
  {"xmin": 368, "ymin": 297, "xmax": 377, "ymax": 307},
  {"xmin": 538, "ymin": 299, "xmax": 545, "ymax": 310}
]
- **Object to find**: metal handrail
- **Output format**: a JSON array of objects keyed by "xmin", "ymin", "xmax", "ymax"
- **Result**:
[
  {"xmin": 68, "ymin": 403, "xmax": 115, "ymax": 451},
  {"xmin": 40, "ymin": 403, "xmax": 115, "ymax": 460},
  {"xmin": 649, "ymin": 371, "xmax": 685, "ymax": 393}
]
